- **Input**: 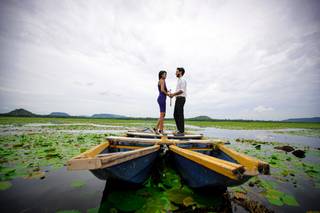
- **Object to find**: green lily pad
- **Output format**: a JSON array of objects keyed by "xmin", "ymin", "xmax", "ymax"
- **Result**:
[
  {"xmin": 71, "ymin": 180, "xmax": 85, "ymax": 188},
  {"xmin": 193, "ymin": 193, "xmax": 223, "ymax": 208},
  {"xmin": 80, "ymin": 147, "xmax": 87, "ymax": 153},
  {"xmin": 0, "ymin": 181, "xmax": 12, "ymax": 190},
  {"xmin": 229, "ymin": 186, "xmax": 247, "ymax": 193},
  {"xmin": 166, "ymin": 188, "xmax": 193, "ymax": 204},
  {"xmin": 266, "ymin": 195, "xmax": 283, "ymax": 206},
  {"xmin": 259, "ymin": 179, "xmax": 278, "ymax": 190},
  {"xmin": 136, "ymin": 190, "xmax": 171, "ymax": 213},
  {"xmin": 282, "ymin": 194, "xmax": 299, "ymax": 206},
  {"xmin": 86, "ymin": 207, "xmax": 99, "ymax": 213},
  {"xmin": 108, "ymin": 190, "xmax": 145, "ymax": 212},
  {"xmin": 183, "ymin": 196, "xmax": 195, "ymax": 207},
  {"xmin": 161, "ymin": 168, "xmax": 181, "ymax": 189},
  {"xmin": 0, "ymin": 167, "xmax": 16, "ymax": 176}
]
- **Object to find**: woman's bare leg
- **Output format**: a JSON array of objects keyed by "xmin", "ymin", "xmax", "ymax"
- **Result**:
[
  {"xmin": 155, "ymin": 118, "xmax": 160, "ymax": 130},
  {"xmin": 154, "ymin": 113, "xmax": 162, "ymax": 134},
  {"xmin": 159, "ymin": 112, "xmax": 165, "ymax": 132}
]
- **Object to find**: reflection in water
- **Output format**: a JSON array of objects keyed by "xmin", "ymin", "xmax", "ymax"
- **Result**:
[
  {"xmin": 96, "ymin": 158, "xmax": 233, "ymax": 213},
  {"xmin": 97, "ymin": 180, "xmax": 233, "ymax": 212}
]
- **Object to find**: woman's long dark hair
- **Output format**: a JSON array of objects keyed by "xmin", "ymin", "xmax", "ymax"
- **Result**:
[{"xmin": 158, "ymin": 70, "xmax": 167, "ymax": 80}]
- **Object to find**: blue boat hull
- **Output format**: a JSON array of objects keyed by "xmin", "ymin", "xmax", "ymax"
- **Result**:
[
  {"xmin": 90, "ymin": 151, "xmax": 159, "ymax": 185},
  {"xmin": 170, "ymin": 148, "xmax": 252, "ymax": 189}
]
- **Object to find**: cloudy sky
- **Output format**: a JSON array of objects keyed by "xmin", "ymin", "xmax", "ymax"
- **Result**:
[{"xmin": 0, "ymin": 0, "xmax": 319, "ymax": 120}]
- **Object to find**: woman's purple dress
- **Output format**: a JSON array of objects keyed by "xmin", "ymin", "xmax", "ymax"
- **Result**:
[{"xmin": 157, "ymin": 81, "xmax": 167, "ymax": 113}]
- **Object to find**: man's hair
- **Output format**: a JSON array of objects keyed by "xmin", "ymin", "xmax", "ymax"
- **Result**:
[
  {"xmin": 177, "ymin": 67, "xmax": 185, "ymax": 76},
  {"xmin": 158, "ymin": 70, "xmax": 167, "ymax": 80}
]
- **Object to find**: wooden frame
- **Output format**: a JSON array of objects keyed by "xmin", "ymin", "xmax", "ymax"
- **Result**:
[
  {"xmin": 67, "ymin": 141, "xmax": 160, "ymax": 171},
  {"xmin": 67, "ymin": 134, "xmax": 269, "ymax": 179},
  {"xmin": 126, "ymin": 132, "xmax": 204, "ymax": 139},
  {"xmin": 106, "ymin": 136, "xmax": 226, "ymax": 145},
  {"xmin": 216, "ymin": 144, "xmax": 269, "ymax": 175},
  {"xmin": 169, "ymin": 145, "xmax": 245, "ymax": 180}
]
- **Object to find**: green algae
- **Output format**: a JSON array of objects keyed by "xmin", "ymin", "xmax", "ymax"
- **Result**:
[
  {"xmin": 108, "ymin": 190, "xmax": 146, "ymax": 212},
  {"xmin": 1, "ymin": 119, "xmax": 320, "ymax": 212},
  {"xmin": 0, "ymin": 181, "xmax": 12, "ymax": 190},
  {"xmin": 0, "ymin": 133, "xmax": 107, "ymax": 181},
  {"xmin": 71, "ymin": 180, "xmax": 86, "ymax": 188},
  {"xmin": 273, "ymin": 129, "xmax": 320, "ymax": 138}
]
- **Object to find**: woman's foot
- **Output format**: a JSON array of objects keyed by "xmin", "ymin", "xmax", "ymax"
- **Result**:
[{"xmin": 153, "ymin": 128, "xmax": 160, "ymax": 134}]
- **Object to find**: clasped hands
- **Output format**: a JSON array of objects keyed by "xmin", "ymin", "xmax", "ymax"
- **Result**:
[{"xmin": 168, "ymin": 92, "xmax": 175, "ymax": 98}]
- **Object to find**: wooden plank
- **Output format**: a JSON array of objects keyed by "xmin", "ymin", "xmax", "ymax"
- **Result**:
[
  {"xmin": 67, "ymin": 158, "xmax": 102, "ymax": 170},
  {"xmin": 106, "ymin": 136, "xmax": 226, "ymax": 145},
  {"xmin": 99, "ymin": 145, "xmax": 160, "ymax": 168},
  {"xmin": 67, "ymin": 145, "xmax": 160, "ymax": 170},
  {"xmin": 109, "ymin": 145, "xmax": 145, "ymax": 150},
  {"xmin": 186, "ymin": 148, "xmax": 213, "ymax": 151},
  {"xmin": 96, "ymin": 152, "xmax": 119, "ymax": 157},
  {"xmin": 72, "ymin": 142, "xmax": 110, "ymax": 159},
  {"xmin": 169, "ymin": 145, "xmax": 245, "ymax": 180},
  {"xmin": 126, "ymin": 132, "xmax": 203, "ymax": 139},
  {"xmin": 217, "ymin": 144, "xmax": 269, "ymax": 175}
]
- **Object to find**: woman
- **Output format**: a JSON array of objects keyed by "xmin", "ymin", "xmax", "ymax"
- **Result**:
[{"xmin": 154, "ymin": 70, "xmax": 170, "ymax": 134}]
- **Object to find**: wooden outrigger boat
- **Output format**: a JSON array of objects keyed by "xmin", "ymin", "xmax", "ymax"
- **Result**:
[
  {"xmin": 169, "ymin": 142, "xmax": 269, "ymax": 188},
  {"xmin": 126, "ymin": 131, "xmax": 203, "ymax": 140},
  {"xmin": 67, "ymin": 133, "xmax": 269, "ymax": 188},
  {"xmin": 67, "ymin": 140, "xmax": 160, "ymax": 184}
]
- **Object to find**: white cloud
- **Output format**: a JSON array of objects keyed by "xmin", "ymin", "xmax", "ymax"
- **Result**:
[
  {"xmin": 254, "ymin": 105, "xmax": 274, "ymax": 113},
  {"xmin": 0, "ymin": 0, "xmax": 319, "ymax": 120}
]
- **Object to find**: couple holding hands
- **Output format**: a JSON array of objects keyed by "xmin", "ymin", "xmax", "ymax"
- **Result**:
[{"xmin": 154, "ymin": 67, "xmax": 187, "ymax": 136}]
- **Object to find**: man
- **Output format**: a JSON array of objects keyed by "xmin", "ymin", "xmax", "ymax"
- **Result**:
[{"xmin": 169, "ymin": 67, "xmax": 187, "ymax": 136}]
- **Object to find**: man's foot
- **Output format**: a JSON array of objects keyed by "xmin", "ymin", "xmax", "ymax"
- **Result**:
[{"xmin": 174, "ymin": 131, "xmax": 185, "ymax": 136}]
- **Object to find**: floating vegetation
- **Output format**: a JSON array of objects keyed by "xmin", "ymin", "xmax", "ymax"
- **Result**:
[
  {"xmin": 273, "ymin": 129, "xmax": 320, "ymax": 138},
  {"xmin": 1, "ymin": 116, "xmax": 320, "ymax": 130},
  {"xmin": 1, "ymin": 118, "xmax": 320, "ymax": 212},
  {"xmin": 229, "ymin": 138, "xmax": 320, "ymax": 210},
  {"xmin": 107, "ymin": 190, "xmax": 146, "ymax": 212},
  {"xmin": 94, "ymin": 166, "xmax": 231, "ymax": 212},
  {"xmin": 258, "ymin": 178, "xmax": 299, "ymax": 206},
  {"xmin": 0, "ymin": 181, "xmax": 12, "ymax": 190},
  {"xmin": 0, "ymin": 133, "xmax": 108, "ymax": 181},
  {"xmin": 71, "ymin": 180, "xmax": 86, "ymax": 188}
]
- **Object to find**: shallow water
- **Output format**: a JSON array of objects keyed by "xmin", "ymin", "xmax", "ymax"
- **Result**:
[
  {"xmin": 202, "ymin": 127, "xmax": 320, "ymax": 148},
  {"xmin": 0, "ymin": 167, "xmax": 105, "ymax": 213},
  {"xmin": 1, "ymin": 123, "xmax": 320, "ymax": 212}
]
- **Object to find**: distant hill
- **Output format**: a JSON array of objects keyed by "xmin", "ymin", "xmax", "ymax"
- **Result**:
[
  {"xmin": 1, "ymin": 108, "xmax": 319, "ymax": 123},
  {"xmin": 2, "ymin": 108, "xmax": 36, "ymax": 117},
  {"xmin": 188, "ymin": 115, "xmax": 213, "ymax": 121},
  {"xmin": 282, "ymin": 117, "xmax": 320, "ymax": 123},
  {"xmin": 49, "ymin": 112, "xmax": 70, "ymax": 117},
  {"xmin": 91, "ymin": 113, "xmax": 127, "ymax": 118}
]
